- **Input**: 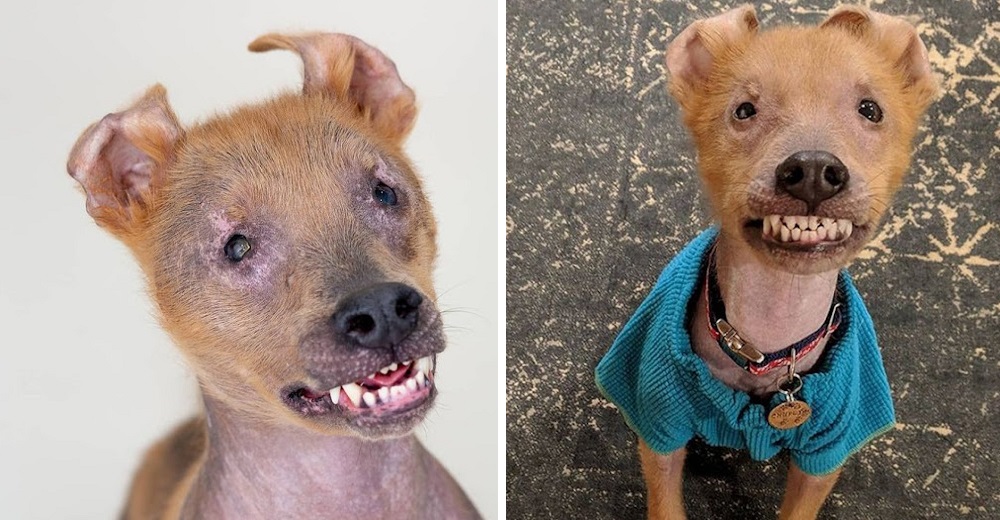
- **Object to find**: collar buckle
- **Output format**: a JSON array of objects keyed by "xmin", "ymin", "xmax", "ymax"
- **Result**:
[{"xmin": 715, "ymin": 319, "xmax": 765, "ymax": 363}]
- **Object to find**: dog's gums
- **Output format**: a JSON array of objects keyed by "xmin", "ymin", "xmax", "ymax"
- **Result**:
[{"xmin": 287, "ymin": 356, "xmax": 436, "ymax": 416}]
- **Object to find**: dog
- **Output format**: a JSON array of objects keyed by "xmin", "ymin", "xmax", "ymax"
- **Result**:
[
  {"xmin": 67, "ymin": 32, "xmax": 480, "ymax": 519},
  {"xmin": 595, "ymin": 5, "xmax": 937, "ymax": 519}
]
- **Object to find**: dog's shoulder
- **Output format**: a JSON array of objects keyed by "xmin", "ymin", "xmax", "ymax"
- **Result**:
[{"xmin": 120, "ymin": 416, "xmax": 206, "ymax": 520}]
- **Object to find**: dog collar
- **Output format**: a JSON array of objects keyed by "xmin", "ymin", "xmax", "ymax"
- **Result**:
[{"xmin": 704, "ymin": 245, "xmax": 842, "ymax": 375}]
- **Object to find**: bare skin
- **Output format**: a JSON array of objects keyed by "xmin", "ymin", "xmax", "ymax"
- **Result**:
[
  {"xmin": 172, "ymin": 397, "xmax": 477, "ymax": 519},
  {"xmin": 690, "ymin": 233, "xmax": 838, "ymax": 398}
]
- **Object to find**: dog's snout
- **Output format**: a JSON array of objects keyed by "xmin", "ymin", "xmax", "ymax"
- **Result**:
[
  {"xmin": 775, "ymin": 151, "xmax": 850, "ymax": 211},
  {"xmin": 332, "ymin": 283, "xmax": 423, "ymax": 350}
]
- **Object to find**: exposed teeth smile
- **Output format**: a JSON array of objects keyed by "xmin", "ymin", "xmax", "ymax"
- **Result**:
[
  {"xmin": 761, "ymin": 215, "xmax": 853, "ymax": 244},
  {"xmin": 328, "ymin": 356, "xmax": 435, "ymax": 410}
]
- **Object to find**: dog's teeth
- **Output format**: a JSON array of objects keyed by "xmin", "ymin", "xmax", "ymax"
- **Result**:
[
  {"xmin": 803, "ymin": 230, "xmax": 816, "ymax": 243},
  {"xmin": 769, "ymin": 215, "xmax": 781, "ymax": 232},
  {"xmin": 405, "ymin": 378, "xmax": 418, "ymax": 391},
  {"xmin": 822, "ymin": 217, "xmax": 834, "ymax": 229},
  {"xmin": 416, "ymin": 370, "xmax": 427, "ymax": 387},
  {"xmin": 362, "ymin": 392, "xmax": 377, "ymax": 407},
  {"xmin": 415, "ymin": 357, "xmax": 431, "ymax": 375},
  {"xmin": 378, "ymin": 387, "xmax": 390, "ymax": 402},
  {"xmin": 330, "ymin": 387, "xmax": 341, "ymax": 405},
  {"xmin": 816, "ymin": 226, "xmax": 828, "ymax": 241},
  {"xmin": 342, "ymin": 383, "xmax": 363, "ymax": 407},
  {"xmin": 391, "ymin": 385, "xmax": 406, "ymax": 398},
  {"xmin": 390, "ymin": 362, "xmax": 398, "ymax": 371},
  {"xmin": 763, "ymin": 217, "xmax": 772, "ymax": 236},
  {"xmin": 838, "ymin": 220, "xmax": 852, "ymax": 238},
  {"xmin": 780, "ymin": 226, "xmax": 791, "ymax": 242},
  {"xmin": 379, "ymin": 366, "xmax": 390, "ymax": 375},
  {"xmin": 808, "ymin": 216, "xmax": 818, "ymax": 230},
  {"xmin": 827, "ymin": 225, "xmax": 838, "ymax": 240},
  {"xmin": 791, "ymin": 227, "xmax": 802, "ymax": 241}
]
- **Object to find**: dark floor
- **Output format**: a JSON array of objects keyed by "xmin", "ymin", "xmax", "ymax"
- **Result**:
[{"xmin": 506, "ymin": 1, "xmax": 999, "ymax": 518}]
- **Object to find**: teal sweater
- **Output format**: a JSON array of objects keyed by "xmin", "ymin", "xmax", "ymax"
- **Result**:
[{"xmin": 595, "ymin": 228, "xmax": 895, "ymax": 475}]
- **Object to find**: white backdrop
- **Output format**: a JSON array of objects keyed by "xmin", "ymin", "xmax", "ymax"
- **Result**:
[{"xmin": 0, "ymin": 1, "xmax": 497, "ymax": 518}]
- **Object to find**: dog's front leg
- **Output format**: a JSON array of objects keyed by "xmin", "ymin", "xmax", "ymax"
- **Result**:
[
  {"xmin": 777, "ymin": 462, "xmax": 840, "ymax": 520},
  {"xmin": 638, "ymin": 441, "xmax": 687, "ymax": 520}
]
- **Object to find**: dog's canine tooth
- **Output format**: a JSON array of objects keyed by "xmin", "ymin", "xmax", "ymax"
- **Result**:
[
  {"xmin": 342, "ymin": 383, "xmax": 363, "ymax": 407},
  {"xmin": 406, "ymin": 378, "xmax": 418, "ymax": 391},
  {"xmin": 763, "ymin": 217, "xmax": 772, "ymax": 236},
  {"xmin": 378, "ymin": 387, "xmax": 390, "ymax": 403},
  {"xmin": 362, "ymin": 392, "xmax": 377, "ymax": 407},
  {"xmin": 415, "ymin": 357, "xmax": 431, "ymax": 375},
  {"xmin": 769, "ymin": 215, "xmax": 781, "ymax": 232},
  {"xmin": 838, "ymin": 220, "xmax": 851, "ymax": 238},
  {"xmin": 416, "ymin": 370, "xmax": 427, "ymax": 387},
  {"xmin": 791, "ymin": 227, "xmax": 802, "ymax": 241},
  {"xmin": 330, "ymin": 387, "xmax": 341, "ymax": 405}
]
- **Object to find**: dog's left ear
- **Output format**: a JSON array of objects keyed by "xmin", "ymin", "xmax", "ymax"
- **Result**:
[
  {"xmin": 249, "ymin": 33, "xmax": 417, "ymax": 144},
  {"xmin": 821, "ymin": 6, "xmax": 938, "ymax": 106}
]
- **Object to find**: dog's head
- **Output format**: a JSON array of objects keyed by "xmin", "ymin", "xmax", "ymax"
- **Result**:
[
  {"xmin": 67, "ymin": 33, "xmax": 443, "ymax": 438},
  {"xmin": 666, "ymin": 5, "xmax": 938, "ymax": 274}
]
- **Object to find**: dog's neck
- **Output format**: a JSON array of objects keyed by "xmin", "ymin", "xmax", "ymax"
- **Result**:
[
  {"xmin": 180, "ymin": 395, "xmax": 475, "ymax": 519},
  {"xmin": 690, "ymin": 232, "xmax": 839, "ymax": 396}
]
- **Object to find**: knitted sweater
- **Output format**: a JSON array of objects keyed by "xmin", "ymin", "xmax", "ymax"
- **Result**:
[{"xmin": 594, "ymin": 228, "xmax": 895, "ymax": 476}]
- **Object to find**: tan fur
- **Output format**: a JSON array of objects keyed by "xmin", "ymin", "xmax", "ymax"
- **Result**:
[
  {"xmin": 640, "ymin": 5, "xmax": 939, "ymax": 519},
  {"xmin": 67, "ymin": 32, "xmax": 458, "ymax": 519}
]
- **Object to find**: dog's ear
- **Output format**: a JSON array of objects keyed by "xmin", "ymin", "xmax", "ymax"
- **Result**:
[
  {"xmin": 249, "ymin": 33, "xmax": 417, "ymax": 144},
  {"xmin": 67, "ymin": 85, "xmax": 182, "ymax": 234},
  {"xmin": 666, "ymin": 4, "xmax": 758, "ymax": 106},
  {"xmin": 821, "ymin": 6, "xmax": 938, "ymax": 106}
]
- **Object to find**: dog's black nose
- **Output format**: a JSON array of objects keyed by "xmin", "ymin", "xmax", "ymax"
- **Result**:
[
  {"xmin": 332, "ymin": 283, "xmax": 423, "ymax": 350},
  {"xmin": 775, "ymin": 150, "xmax": 850, "ymax": 211}
]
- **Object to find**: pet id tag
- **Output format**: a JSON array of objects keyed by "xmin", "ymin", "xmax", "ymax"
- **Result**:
[{"xmin": 768, "ymin": 351, "xmax": 811, "ymax": 429}]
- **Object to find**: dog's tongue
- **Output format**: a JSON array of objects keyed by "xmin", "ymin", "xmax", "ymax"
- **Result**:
[{"xmin": 364, "ymin": 363, "xmax": 409, "ymax": 387}]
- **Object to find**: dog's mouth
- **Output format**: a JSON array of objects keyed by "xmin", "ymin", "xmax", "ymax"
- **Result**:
[
  {"xmin": 283, "ymin": 356, "xmax": 436, "ymax": 420},
  {"xmin": 744, "ymin": 214, "xmax": 865, "ymax": 252}
]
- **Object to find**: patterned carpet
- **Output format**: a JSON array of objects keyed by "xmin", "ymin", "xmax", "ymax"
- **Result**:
[{"xmin": 506, "ymin": 1, "xmax": 999, "ymax": 518}]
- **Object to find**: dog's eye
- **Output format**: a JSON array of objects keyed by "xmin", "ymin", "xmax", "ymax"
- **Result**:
[
  {"xmin": 858, "ymin": 99, "xmax": 883, "ymax": 123},
  {"xmin": 224, "ymin": 234, "xmax": 252, "ymax": 262},
  {"xmin": 734, "ymin": 102, "xmax": 757, "ymax": 120},
  {"xmin": 373, "ymin": 182, "xmax": 398, "ymax": 206}
]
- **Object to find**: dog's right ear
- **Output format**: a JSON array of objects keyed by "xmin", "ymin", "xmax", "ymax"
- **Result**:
[
  {"xmin": 666, "ymin": 4, "xmax": 758, "ymax": 108},
  {"xmin": 249, "ymin": 33, "xmax": 417, "ymax": 144},
  {"xmin": 67, "ymin": 85, "xmax": 182, "ymax": 235}
]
